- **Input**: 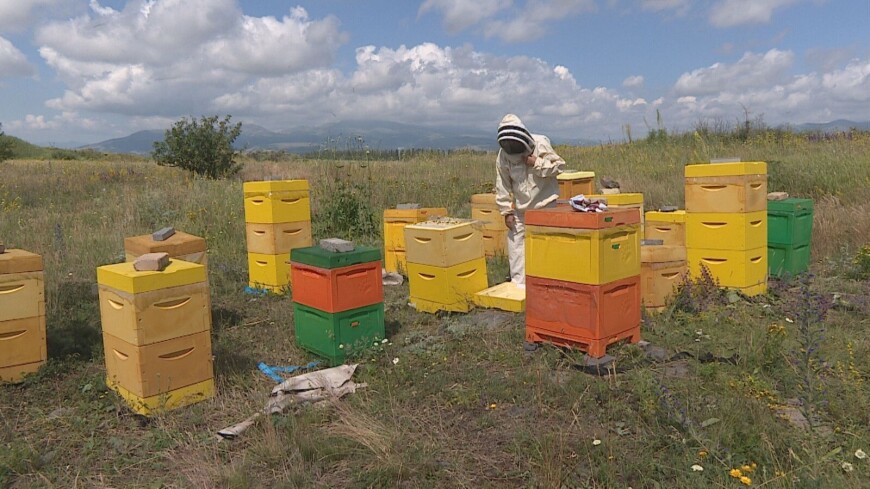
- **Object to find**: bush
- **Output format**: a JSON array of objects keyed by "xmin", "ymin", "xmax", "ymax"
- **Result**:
[
  {"xmin": 152, "ymin": 115, "xmax": 242, "ymax": 179},
  {"xmin": 0, "ymin": 123, "xmax": 13, "ymax": 163}
]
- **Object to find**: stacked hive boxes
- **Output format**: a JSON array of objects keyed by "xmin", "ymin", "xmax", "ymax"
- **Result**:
[
  {"xmin": 290, "ymin": 245, "xmax": 384, "ymax": 365},
  {"xmin": 640, "ymin": 243, "xmax": 687, "ymax": 311},
  {"xmin": 470, "ymin": 194, "xmax": 508, "ymax": 257},
  {"xmin": 0, "ymin": 249, "xmax": 46, "ymax": 383},
  {"xmin": 642, "ymin": 210, "xmax": 688, "ymax": 310},
  {"xmin": 525, "ymin": 207, "xmax": 642, "ymax": 358},
  {"xmin": 685, "ymin": 162, "xmax": 768, "ymax": 296},
  {"xmin": 125, "ymin": 231, "xmax": 207, "ymax": 266},
  {"xmin": 405, "ymin": 219, "xmax": 488, "ymax": 313},
  {"xmin": 767, "ymin": 198, "xmax": 814, "ymax": 277},
  {"xmin": 97, "ymin": 260, "xmax": 214, "ymax": 415},
  {"xmin": 383, "ymin": 206, "xmax": 447, "ymax": 274},
  {"xmin": 243, "ymin": 180, "xmax": 312, "ymax": 293},
  {"xmin": 557, "ymin": 171, "xmax": 595, "ymax": 199},
  {"xmin": 586, "ymin": 193, "xmax": 645, "ymax": 229}
]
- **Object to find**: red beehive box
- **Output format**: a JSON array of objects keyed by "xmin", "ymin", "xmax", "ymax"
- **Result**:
[
  {"xmin": 290, "ymin": 261, "xmax": 383, "ymax": 313},
  {"xmin": 525, "ymin": 274, "xmax": 641, "ymax": 348},
  {"xmin": 525, "ymin": 207, "xmax": 640, "ymax": 229}
]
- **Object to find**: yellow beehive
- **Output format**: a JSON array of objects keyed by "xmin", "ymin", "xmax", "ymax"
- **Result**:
[
  {"xmin": 247, "ymin": 252, "xmax": 291, "ymax": 288},
  {"xmin": 558, "ymin": 171, "xmax": 596, "ymax": 199},
  {"xmin": 688, "ymin": 247, "xmax": 767, "ymax": 295},
  {"xmin": 97, "ymin": 260, "xmax": 207, "ymax": 295},
  {"xmin": 470, "ymin": 193, "xmax": 497, "ymax": 205},
  {"xmin": 98, "ymin": 282, "xmax": 210, "ymax": 346},
  {"xmin": 473, "ymin": 282, "xmax": 525, "ymax": 313},
  {"xmin": 383, "ymin": 207, "xmax": 448, "ymax": 252},
  {"xmin": 106, "ymin": 377, "xmax": 215, "ymax": 416},
  {"xmin": 644, "ymin": 210, "xmax": 687, "ymax": 246},
  {"xmin": 243, "ymin": 179, "xmax": 311, "ymax": 224},
  {"xmin": 124, "ymin": 231, "xmax": 208, "ymax": 265},
  {"xmin": 481, "ymin": 228, "xmax": 507, "ymax": 257},
  {"xmin": 408, "ymin": 257, "xmax": 488, "ymax": 313},
  {"xmin": 526, "ymin": 224, "xmax": 641, "ymax": 285},
  {"xmin": 0, "ymin": 271, "xmax": 45, "ymax": 322},
  {"xmin": 685, "ymin": 162, "xmax": 767, "ymax": 213},
  {"xmin": 404, "ymin": 219, "xmax": 484, "ymax": 268},
  {"xmin": 383, "ymin": 249, "xmax": 407, "ymax": 275},
  {"xmin": 245, "ymin": 221, "xmax": 312, "ymax": 255},
  {"xmin": 686, "ymin": 211, "xmax": 767, "ymax": 251},
  {"xmin": 641, "ymin": 245, "xmax": 687, "ymax": 310},
  {"xmin": 103, "ymin": 330, "xmax": 214, "ymax": 398},
  {"xmin": 471, "ymin": 206, "xmax": 507, "ymax": 231},
  {"xmin": 0, "ymin": 249, "xmax": 46, "ymax": 383}
]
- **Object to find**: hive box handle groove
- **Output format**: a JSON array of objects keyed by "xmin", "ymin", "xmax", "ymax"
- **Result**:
[
  {"xmin": 154, "ymin": 297, "xmax": 191, "ymax": 309},
  {"xmin": 0, "ymin": 284, "xmax": 25, "ymax": 294},
  {"xmin": 702, "ymin": 258, "xmax": 727, "ymax": 264},
  {"xmin": 414, "ymin": 237, "xmax": 432, "ymax": 243},
  {"xmin": 0, "ymin": 330, "xmax": 27, "ymax": 340},
  {"xmin": 339, "ymin": 269, "xmax": 369, "ymax": 279},
  {"xmin": 283, "ymin": 229, "xmax": 302, "ymax": 235},
  {"xmin": 702, "ymin": 222, "xmax": 727, "ymax": 228},
  {"xmin": 113, "ymin": 349, "xmax": 129, "ymax": 361},
  {"xmin": 661, "ymin": 272, "xmax": 681, "ymax": 279},
  {"xmin": 418, "ymin": 273, "xmax": 436, "ymax": 280},
  {"xmin": 456, "ymin": 269, "xmax": 477, "ymax": 278},
  {"xmin": 280, "ymin": 197, "xmax": 302, "ymax": 204},
  {"xmin": 251, "ymin": 198, "xmax": 265, "ymax": 205},
  {"xmin": 253, "ymin": 230, "xmax": 266, "ymax": 236},
  {"xmin": 159, "ymin": 347, "xmax": 195, "ymax": 360},
  {"xmin": 701, "ymin": 185, "xmax": 727, "ymax": 191},
  {"xmin": 750, "ymin": 220, "xmax": 763, "ymax": 226},
  {"xmin": 750, "ymin": 256, "xmax": 763, "ymax": 263},
  {"xmin": 453, "ymin": 233, "xmax": 473, "ymax": 242}
]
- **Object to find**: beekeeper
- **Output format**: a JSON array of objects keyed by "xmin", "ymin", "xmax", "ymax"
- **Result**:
[{"xmin": 495, "ymin": 114, "xmax": 566, "ymax": 286}]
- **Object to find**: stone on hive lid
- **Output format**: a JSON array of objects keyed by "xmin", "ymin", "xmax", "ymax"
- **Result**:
[
  {"xmin": 396, "ymin": 203, "xmax": 421, "ymax": 210},
  {"xmin": 320, "ymin": 238, "xmax": 355, "ymax": 253},
  {"xmin": 152, "ymin": 227, "xmax": 176, "ymax": 242},
  {"xmin": 134, "ymin": 252, "xmax": 171, "ymax": 272},
  {"xmin": 767, "ymin": 192, "xmax": 789, "ymax": 201}
]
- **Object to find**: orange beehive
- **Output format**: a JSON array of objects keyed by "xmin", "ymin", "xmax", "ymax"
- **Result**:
[
  {"xmin": 290, "ymin": 261, "xmax": 383, "ymax": 313},
  {"xmin": 525, "ymin": 206, "xmax": 640, "ymax": 229},
  {"xmin": 525, "ymin": 274, "xmax": 641, "ymax": 356}
]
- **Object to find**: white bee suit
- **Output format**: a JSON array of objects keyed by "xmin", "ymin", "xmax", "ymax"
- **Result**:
[{"xmin": 494, "ymin": 114, "xmax": 566, "ymax": 284}]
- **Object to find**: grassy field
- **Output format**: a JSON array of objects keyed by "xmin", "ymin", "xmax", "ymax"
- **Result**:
[{"xmin": 1, "ymin": 132, "xmax": 869, "ymax": 488}]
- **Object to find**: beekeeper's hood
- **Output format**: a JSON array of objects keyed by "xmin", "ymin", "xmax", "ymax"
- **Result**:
[{"xmin": 497, "ymin": 114, "xmax": 535, "ymax": 155}]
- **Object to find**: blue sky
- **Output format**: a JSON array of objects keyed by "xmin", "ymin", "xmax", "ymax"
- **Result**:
[{"xmin": 0, "ymin": 0, "xmax": 868, "ymax": 146}]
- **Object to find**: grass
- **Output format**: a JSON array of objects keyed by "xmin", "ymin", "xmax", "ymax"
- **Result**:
[{"xmin": 1, "ymin": 131, "xmax": 869, "ymax": 487}]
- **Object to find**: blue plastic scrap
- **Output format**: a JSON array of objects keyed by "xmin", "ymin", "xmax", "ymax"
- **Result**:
[{"xmin": 257, "ymin": 361, "xmax": 320, "ymax": 383}]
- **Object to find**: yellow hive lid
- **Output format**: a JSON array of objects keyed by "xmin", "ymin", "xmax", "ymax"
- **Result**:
[
  {"xmin": 406, "ymin": 218, "xmax": 475, "ymax": 231},
  {"xmin": 0, "ymin": 249, "xmax": 43, "ymax": 274},
  {"xmin": 587, "ymin": 193, "xmax": 644, "ymax": 205},
  {"xmin": 645, "ymin": 210, "xmax": 687, "ymax": 223},
  {"xmin": 384, "ymin": 207, "xmax": 448, "ymax": 221},
  {"xmin": 243, "ymin": 179, "xmax": 309, "ymax": 195},
  {"xmin": 684, "ymin": 161, "xmax": 766, "ymax": 177},
  {"xmin": 470, "ymin": 193, "xmax": 497, "ymax": 205},
  {"xmin": 97, "ymin": 259, "xmax": 207, "ymax": 294},
  {"xmin": 557, "ymin": 171, "xmax": 595, "ymax": 181},
  {"xmin": 641, "ymin": 245, "xmax": 687, "ymax": 263}
]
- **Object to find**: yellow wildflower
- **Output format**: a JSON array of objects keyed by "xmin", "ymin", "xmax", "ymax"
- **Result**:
[
  {"xmin": 740, "ymin": 475, "xmax": 752, "ymax": 485},
  {"xmin": 741, "ymin": 464, "xmax": 754, "ymax": 473},
  {"xmin": 698, "ymin": 450, "xmax": 708, "ymax": 459},
  {"xmin": 729, "ymin": 468, "xmax": 742, "ymax": 478}
]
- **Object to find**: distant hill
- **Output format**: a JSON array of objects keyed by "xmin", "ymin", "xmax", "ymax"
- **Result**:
[{"xmin": 792, "ymin": 119, "xmax": 870, "ymax": 132}]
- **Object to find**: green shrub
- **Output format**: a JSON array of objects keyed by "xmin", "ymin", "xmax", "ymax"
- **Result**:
[
  {"xmin": 0, "ymin": 123, "xmax": 13, "ymax": 163},
  {"xmin": 152, "ymin": 115, "xmax": 242, "ymax": 179}
]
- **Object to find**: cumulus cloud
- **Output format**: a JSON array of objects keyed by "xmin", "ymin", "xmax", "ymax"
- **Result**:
[
  {"xmin": 35, "ymin": 1, "xmax": 348, "ymax": 115},
  {"xmin": 640, "ymin": 0, "xmax": 691, "ymax": 14},
  {"xmin": 484, "ymin": 0, "xmax": 597, "ymax": 42},
  {"xmin": 674, "ymin": 49, "xmax": 794, "ymax": 96},
  {"xmin": 623, "ymin": 75, "xmax": 644, "ymax": 88},
  {"xmin": 0, "ymin": 0, "xmax": 63, "ymax": 32},
  {"xmin": 418, "ymin": 0, "xmax": 507, "ymax": 33},
  {"xmin": 709, "ymin": 0, "xmax": 799, "ymax": 28},
  {"xmin": 0, "ymin": 36, "xmax": 35, "ymax": 77}
]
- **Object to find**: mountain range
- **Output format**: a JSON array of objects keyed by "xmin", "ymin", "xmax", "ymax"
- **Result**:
[{"xmin": 78, "ymin": 119, "xmax": 870, "ymax": 155}]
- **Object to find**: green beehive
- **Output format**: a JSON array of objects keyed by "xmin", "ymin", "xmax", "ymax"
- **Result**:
[
  {"xmin": 767, "ymin": 198, "xmax": 813, "ymax": 276},
  {"xmin": 768, "ymin": 198, "xmax": 813, "ymax": 246},
  {"xmin": 290, "ymin": 245, "xmax": 381, "ymax": 269},
  {"xmin": 293, "ymin": 302, "xmax": 385, "ymax": 366}
]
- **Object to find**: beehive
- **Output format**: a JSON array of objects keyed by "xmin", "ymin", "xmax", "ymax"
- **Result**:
[
  {"xmin": 640, "ymin": 245, "xmax": 687, "ymax": 310},
  {"xmin": 404, "ymin": 219, "xmax": 484, "ymax": 268},
  {"xmin": 525, "ymin": 275, "xmax": 641, "ymax": 353},
  {"xmin": 124, "ymin": 231, "xmax": 208, "ymax": 265},
  {"xmin": 687, "ymin": 247, "xmax": 767, "ymax": 294},
  {"xmin": 383, "ymin": 207, "xmax": 448, "ymax": 274},
  {"xmin": 473, "ymin": 282, "xmax": 525, "ymax": 313},
  {"xmin": 586, "ymin": 193, "xmax": 645, "ymax": 225},
  {"xmin": 97, "ymin": 259, "xmax": 213, "ymax": 411},
  {"xmin": 245, "ymin": 221, "xmax": 312, "ymax": 255},
  {"xmin": 686, "ymin": 211, "xmax": 767, "ymax": 251},
  {"xmin": 243, "ymin": 180, "xmax": 311, "ymax": 224},
  {"xmin": 481, "ymin": 228, "xmax": 507, "ymax": 257},
  {"xmin": 767, "ymin": 198, "xmax": 813, "ymax": 277},
  {"xmin": 290, "ymin": 246, "xmax": 383, "ymax": 313},
  {"xmin": 685, "ymin": 162, "xmax": 767, "ymax": 213},
  {"xmin": 645, "ymin": 210, "xmax": 687, "ymax": 246},
  {"xmin": 0, "ymin": 249, "xmax": 46, "ymax": 383},
  {"xmin": 247, "ymin": 252, "xmax": 291, "ymax": 290},
  {"xmin": 557, "ymin": 171, "xmax": 595, "ymax": 199},
  {"xmin": 407, "ymin": 257, "xmax": 488, "ymax": 313},
  {"xmin": 293, "ymin": 302, "xmax": 385, "ymax": 366}
]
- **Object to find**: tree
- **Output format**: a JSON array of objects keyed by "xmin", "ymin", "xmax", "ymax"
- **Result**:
[
  {"xmin": 0, "ymin": 123, "xmax": 13, "ymax": 163},
  {"xmin": 152, "ymin": 115, "xmax": 242, "ymax": 179}
]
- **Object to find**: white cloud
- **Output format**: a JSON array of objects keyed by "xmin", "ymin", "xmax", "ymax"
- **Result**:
[
  {"xmin": 674, "ymin": 49, "xmax": 794, "ymax": 96},
  {"xmin": 0, "ymin": 36, "xmax": 35, "ymax": 77},
  {"xmin": 623, "ymin": 75, "xmax": 644, "ymax": 88},
  {"xmin": 0, "ymin": 0, "xmax": 62, "ymax": 32},
  {"xmin": 418, "ymin": 0, "xmax": 508, "ymax": 33},
  {"xmin": 484, "ymin": 0, "xmax": 597, "ymax": 42},
  {"xmin": 709, "ymin": 0, "xmax": 799, "ymax": 28},
  {"xmin": 640, "ymin": 0, "xmax": 691, "ymax": 14}
]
